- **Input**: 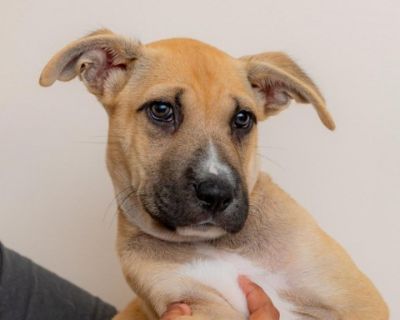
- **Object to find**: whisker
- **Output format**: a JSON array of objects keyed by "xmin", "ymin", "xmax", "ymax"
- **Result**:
[
  {"xmin": 104, "ymin": 186, "xmax": 150, "ymax": 220},
  {"xmin": 103, "ymin": 185, "xmax": 133, "ymax": 223},
  {"xmin": 256, "ymin": 145, "xmax": 285, "ymax": 150},
  {"xmin": 85, "ymin": 133, "xmax": 123, "ymax": 137},
  {"xmin": 74, "ymin": 141, "xmax": 116, "ymax": 145},
  {"xmin": 256, "ymin": 152, "xmax": 285, "ymax": 170}
]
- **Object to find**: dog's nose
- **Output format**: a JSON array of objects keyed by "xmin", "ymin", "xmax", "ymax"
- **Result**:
[{"xmin": 195, "ymin": 178, "xmax": 233, "ymax": 213}]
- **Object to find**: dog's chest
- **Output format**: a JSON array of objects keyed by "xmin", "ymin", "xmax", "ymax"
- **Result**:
[{"xmin": 178, "ymin": 248, "xmax": 295, "ymax": 318}]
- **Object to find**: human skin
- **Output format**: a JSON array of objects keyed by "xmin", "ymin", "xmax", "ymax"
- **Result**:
[{"xmin": 160, "ymin": 276, "xmax": 280, "ymax": 320}]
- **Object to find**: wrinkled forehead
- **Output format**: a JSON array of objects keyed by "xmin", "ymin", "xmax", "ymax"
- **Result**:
[{"xmin": 138, "ymin": 39, "xmax": 253, "ymax": 107}]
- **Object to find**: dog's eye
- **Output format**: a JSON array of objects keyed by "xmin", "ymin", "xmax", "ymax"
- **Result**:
[
  {"xmin": 148, "ymin": 102, "xmax": 174, "ymax": 122},
  {"xmin": 232, "ymin": 110, "xmax": 254, "ymax": 130}
]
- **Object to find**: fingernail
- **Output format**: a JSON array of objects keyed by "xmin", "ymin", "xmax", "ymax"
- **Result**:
[{"xmin": 238, "ymin": 275, "xmax": 250, "ymax": 284}]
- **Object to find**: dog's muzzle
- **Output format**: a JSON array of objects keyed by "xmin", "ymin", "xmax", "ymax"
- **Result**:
[{"xmin": 141, "ymin": 143, "xmax": 249, "ymax": 236}]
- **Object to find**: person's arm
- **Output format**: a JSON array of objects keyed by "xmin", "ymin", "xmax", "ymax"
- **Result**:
[{"xmin": 0, "ymin": 242, "xmax": 117, "ymax": 320}]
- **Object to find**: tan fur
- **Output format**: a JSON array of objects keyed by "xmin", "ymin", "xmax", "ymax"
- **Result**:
[{"xmin": 40, "ymin": 30, "xmax": 388, "ymax": 319}]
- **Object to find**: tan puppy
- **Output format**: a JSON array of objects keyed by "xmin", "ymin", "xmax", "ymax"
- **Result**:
[{"xmin": 40, "ymin": 29, "xmax": 388, "ymax": 319}]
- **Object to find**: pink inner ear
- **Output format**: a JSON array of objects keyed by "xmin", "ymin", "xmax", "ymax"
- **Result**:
[
  {"xmin": 264, "ymin": 82, "xmax": 290, "ymax": 106},
  {"xmin": 103, "ymin": 48, "xmax": 128, "ymax": 71},
  {"xmin": 78, "ymin": 48, "xmax": 128, "ymax": 93}
]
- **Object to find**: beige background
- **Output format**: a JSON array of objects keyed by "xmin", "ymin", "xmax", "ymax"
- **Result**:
[{"xmin": 1, "ymin": 0, "xmax": 399, "ymax": 318}]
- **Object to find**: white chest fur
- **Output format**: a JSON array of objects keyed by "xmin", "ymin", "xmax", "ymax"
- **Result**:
[{"xmin": 178, "ymin": 247, "xmax": 295, "ymax": 319}]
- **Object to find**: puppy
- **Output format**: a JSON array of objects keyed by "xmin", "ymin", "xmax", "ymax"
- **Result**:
[{"xmin": 40, "ymin": 29, "xmax": 388, "ymax": 319}]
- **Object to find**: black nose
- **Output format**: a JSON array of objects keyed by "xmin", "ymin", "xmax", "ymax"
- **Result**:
[{"xmin": 195, "ymin": 178, "xmax": 233, "ymax": 213}]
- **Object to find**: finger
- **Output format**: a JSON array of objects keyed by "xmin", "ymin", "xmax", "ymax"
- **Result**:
[
  {"xmin": 161, "ymin": 303, "xmax": 192, "ymax": 320},
  {"xmin": 251, "ymin": 305, "xmax": 280, "ymax": 320},
  {"xmin": 238, "ymin": 275, "xmax": 276, "ymax": 315}
]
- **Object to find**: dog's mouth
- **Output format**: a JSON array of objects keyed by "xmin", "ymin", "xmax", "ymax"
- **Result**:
[
  {"xmin": 144, "ymin": 203, "xmax": 225, "ymax": 233},
  {"xmin": 139, "ymin": 201, "xmax": 228, "ymax": 239},
  {"xmin": 196, "ymin": 221, "xmax": 216, "ymax": 227},
  {"xmin": 138, "ymin": 186, "xmax": 249, "ymax": 238}
]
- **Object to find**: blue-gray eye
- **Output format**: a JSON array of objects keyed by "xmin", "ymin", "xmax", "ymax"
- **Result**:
[
  {"xmin": 233, "ymin": 110, "xmax": 253, "ymax": 129},
  {"xmin": 148, "ymin": 102, "xmax": 174, "ymax": 122}
]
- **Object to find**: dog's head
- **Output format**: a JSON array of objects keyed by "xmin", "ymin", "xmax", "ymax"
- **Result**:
[{"xmin": 40, "ymin": 29, "xmax": 334, "ymax": 241}]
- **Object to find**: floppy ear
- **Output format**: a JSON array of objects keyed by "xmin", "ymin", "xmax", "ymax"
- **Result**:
[
  {"xmin": 241, "ymin": 52, "xmax": 335, "ymax": 130},
  {"xmin": 39, "ymin": 29, "xmax": 141, "ymax": 101}
]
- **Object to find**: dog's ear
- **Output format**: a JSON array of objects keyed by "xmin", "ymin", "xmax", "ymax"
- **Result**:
[
  {"xmin": 241, "ymin": 52, "xmax": 335, "ymax": 130},
  {"xmin": 39, "ymin": 29, "xmax": 141, "ymax": 102}
]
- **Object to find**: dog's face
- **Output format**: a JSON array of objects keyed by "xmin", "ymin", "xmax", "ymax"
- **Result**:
[
  {"xmin": 40, "ymin": 29, "xmax": 335, "ymax": 241},
  {"xmin": 112, "ymin": 39, "xmax": 259, "ymax": 238}
]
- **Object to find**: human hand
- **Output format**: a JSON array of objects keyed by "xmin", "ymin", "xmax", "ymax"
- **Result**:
[
  {"xmin": 238, "ymin": 275, "xmax": 280, "ymax": 319},
  {"xmin": 160, "ymin": 303, "xmax": 192, "ymax": 320},
  {"xmin": 160, "ymin": 276, "xmax": 279, "ymax": 319}
]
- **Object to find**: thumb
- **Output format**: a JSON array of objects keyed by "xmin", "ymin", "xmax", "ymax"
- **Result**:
[{"xmin": 161, "ymin": 303, "xmax": 192, "ymax": 320}]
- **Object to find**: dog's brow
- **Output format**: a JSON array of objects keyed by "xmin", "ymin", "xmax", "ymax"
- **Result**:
[
  {"xmin": 136, "ymin": 86, "xmax": 186, "ymax": 111},
  {"xmin": 231, "ymin": 96, "xmax": 254, "ymax": 112}
]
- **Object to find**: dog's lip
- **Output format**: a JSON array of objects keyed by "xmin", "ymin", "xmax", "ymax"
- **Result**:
[
  {"xmin": 176, "ymin": 224, "xmax": 226, "ymax": 239},
  {"xmin": 197, "ymin": 222, "xmax": 215, "ymax": 227},
  {"xmin": 190, "ymin": 222, "xmax": 216, "ymax": 230},
  {"xmin": 195, "ymin": 218, "xmax": 217, "ymax": 227}
]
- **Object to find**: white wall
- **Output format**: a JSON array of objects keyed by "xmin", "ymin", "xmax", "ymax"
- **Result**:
[{"xmin": 1, "ymin": 0, "xmax": 399, "ymax": 317}]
